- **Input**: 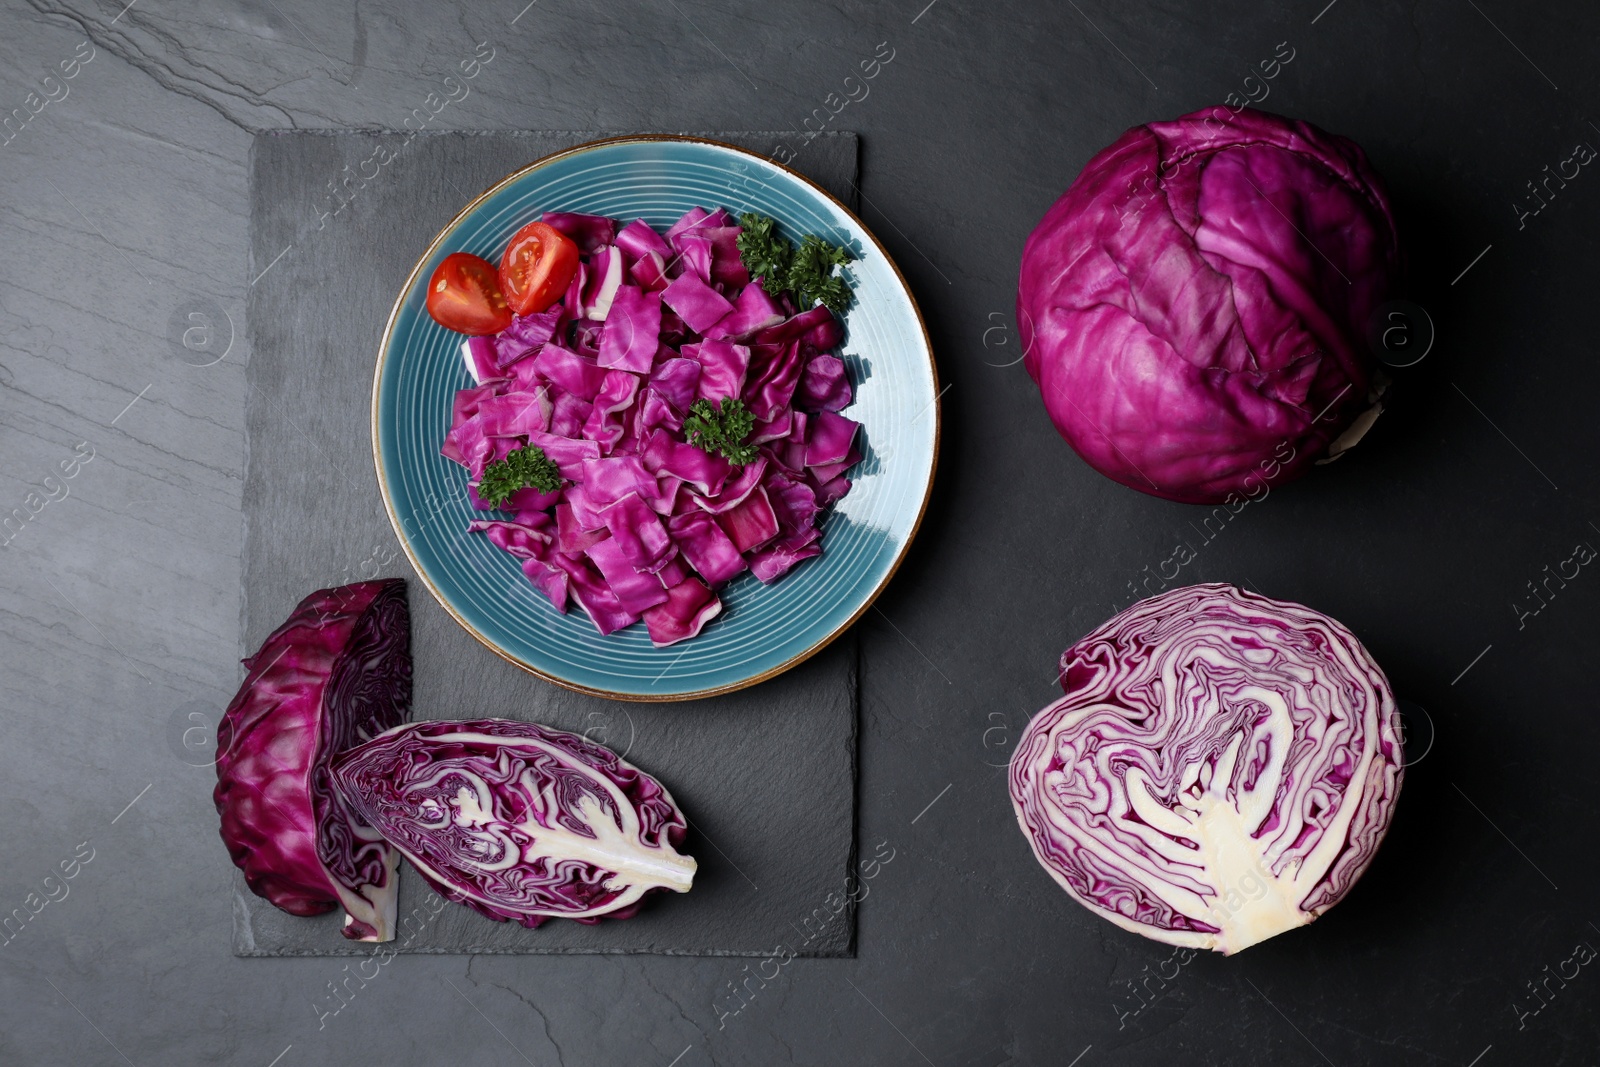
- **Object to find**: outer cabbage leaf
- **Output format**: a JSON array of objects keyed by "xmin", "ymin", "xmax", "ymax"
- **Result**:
[
  {"xmin": 329, "ymin": 719, "xmax": 696, "ymax": 927},
  {"xmin": 1017, "ymin": 107, "xmax": 1402, "ymax": 503},
  {"xmin": 214, "ymin": 579, "xmax": 411, "ymax": 941},
  {"xmin": 1008, "ymin": 583, "xmax": 1403, "ymax": 954}
]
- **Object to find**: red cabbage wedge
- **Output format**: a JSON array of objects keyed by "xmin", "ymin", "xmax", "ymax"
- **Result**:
[
  {"xmin": 1009, "ymin": 583, "xmax": 1402, "ymax": 954},
  {"xmin": 329, "ymin": 719, "xmax": 696, "ymax": 927},
  {"xmin": 1018, "ymin": 107, "xmax": 1402, "ymax": 504},
  {"xmin": 214, "ymin": 580, "xmax": 411, "ymax": 942}
]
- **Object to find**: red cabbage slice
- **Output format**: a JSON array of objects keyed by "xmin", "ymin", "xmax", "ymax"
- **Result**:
[
  {"xmin": 616, "ymin": 217, "xmax": 672, "ymax": 261},
  {"xmin": 1009, "ymin": 583, "xmax": 1404, "ymax": 954},
  {"xmin": 581, "ymin": 455, "xmax": 664, "ymax": 510},
  {"xmin": 809, "ymin": 445, "xmax": 861, "ymax": 487},
  {"xmin": 329, "ymin": 719, "xmax": 696, "ymax": 927},
  {"xmin": 466, "ymin": 516, "xmax": 554, "ymax": 559},
  {"xmin": 588, "ymin": 537, "xmax": 672, "ymax": 615},
  {"xmin": 667, "ymin": 510, "xmax": 747, "ymax": 586},
  {"xmin": 630, "ymin": 251, "xmax": 671, "ymax": 291},
  {"xmin": 691, "ymin": 338, "xmax": 750, "ymax": 403},
  {"xmin": 643, "ymin": 577, "xmax": 723, "ymax": 646},
  {"xmin": 642, "ymin": 430, "xmax": 731, "ymax": 496},
  {"xmin": 582, "ymin": 370, "xmax": 642, "ymax": 454},
  {"xmin": 665, "ymin": 205, "xmax": 707, "ymax": 235},
  {"xmin": 534, "ymin": 342, "xmax": 608, "ymax": 401},
  {"xmin": 750, "ymin": 527, "xmax": 823, "ymax": 584},
  {"xmin": 805, "ymin": 411, "xmax": 860, "ymax": 467},
  {"xmin": 661, "ymin": 271, "xmax": 734, "ymax": 334},
  {"xmin": 649, "ymin": 357, "xmax": 702, "ymax": 412},
  {"xmin": 692, "ymin": 455, "xmax": 767, "ymax": 515},
  {"xmin": 671, "ymin": 234, "xmax": 715, "ymax": 282},
  {"xmin": 743, "ymin": 340, "xmax": 804, "ymax": 422},
  {"xmin": 718, "ymin": 486, "xmax": 780, "ymax": 553},
  {"xmin": 753, "ymin": 304, "xmax": 838, "ymax": 346},
  {"xmin": 547, "ymin": 395, "xmax": 589, "ymax": 439},
  {"xmin": 705, "ymin": 280, "xmax": 786, "ymax": 341},
  {"xmin": 214, "ymin": 580, "xmax": 410, "ymax": 942},
  {"xmin": 555, "ymin": 502, "xmax": 607, "ymax": 557},
  {"xmin": 797, "ymin": 353, "xmax": 853, "ymax": 411},
  {"xmin": 494, "ymin": 307, "xmax": 564, "ymax": 368},
  {"xmin": 460, "ymin": 336, "xmax": 501, "ymax": 384},
  {"xmin": 596, "ymin": 285, "xmax": 661, "ymax": 373},
  {"xmin": 600, "ymin": 491, "xmax": 676, "ymax": 573},
  {"xmin": 541, "ymin": 211, "xmax": 616, "ymax": 254},
  {"xmin": 555, "ymin": 552, "xmax": 638, "ymax": 635},
  {"xmin": 521, "ymin": 556, "xmax": 570, "ymax": 611},
  {"xmin": 582, "ymin": 246, "xmax": 626, "ymax": 320}
]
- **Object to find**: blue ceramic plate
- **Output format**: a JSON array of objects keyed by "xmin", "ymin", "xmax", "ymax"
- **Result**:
[{"xmin": 373, "ymin": 137, "xmax": 938, "ymax": 700}]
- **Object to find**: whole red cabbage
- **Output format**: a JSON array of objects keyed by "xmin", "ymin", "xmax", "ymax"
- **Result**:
[
  {"xmin": 1009, "ymin": 583, "xmax": 1403, "ymax": 954},
  {"xmin": 329, "ymin": 719, "xmax": 696, "ymax": 928},
  {"xmin": 214, "ymin": 580, "xmax": 411, "ymax": 941},
  {"xmin": 1018, "ymin": 107, "xmax": 1402, "ymax": 503}
]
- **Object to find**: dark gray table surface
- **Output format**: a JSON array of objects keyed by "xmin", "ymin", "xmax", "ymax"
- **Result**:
[{"xmin": 2, "ymin": 2, "xmax": 1597, "ymax": 1065}]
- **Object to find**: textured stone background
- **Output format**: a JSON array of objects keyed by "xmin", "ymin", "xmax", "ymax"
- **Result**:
[{"xmin": 2, "ymin": 1, "xmax": 1598, "ymax": 1065}]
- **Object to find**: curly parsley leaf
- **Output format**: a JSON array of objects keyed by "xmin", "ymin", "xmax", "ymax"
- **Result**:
[
  {"xmin": 683, "ymin": 397, "xmax": 759, "ymax": 466},
  {"xmin": 477, "ymin": 443, "xmax": 562, "ymax": 507},
  {"xmin": 736, "ymin": 212, "xmax": 792, "ymax": 290},
  {"xmin": 788, "ymin": 234, "xmax": 853, "ymax": 313},
  {"xmin": 736, "ymin": 212, "xmax": 853, "ymax": 314}
]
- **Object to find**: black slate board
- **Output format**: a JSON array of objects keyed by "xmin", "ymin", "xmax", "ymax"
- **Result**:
[{"xmin": 240, "ymin": 131, "xmax": 860, "ymax": 956}]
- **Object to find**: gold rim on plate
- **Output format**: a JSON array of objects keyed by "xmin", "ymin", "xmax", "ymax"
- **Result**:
[{"xmin": 371, "ymin": 134, "xmax": 940, "ymax": 702}]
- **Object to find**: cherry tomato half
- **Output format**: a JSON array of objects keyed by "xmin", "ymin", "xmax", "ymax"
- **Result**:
[
  {"xmin": 425, "ymin": 252, "xmax": 514, "ymax": 335},
  {"xmin": 499, "ymin": 221, "xmax": 580, "ymax": 316}
]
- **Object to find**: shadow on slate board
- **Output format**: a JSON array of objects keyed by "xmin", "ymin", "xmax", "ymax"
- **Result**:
[{"xmin": 240, "ymin": 131, "xmax": 861, "ymax": 956}]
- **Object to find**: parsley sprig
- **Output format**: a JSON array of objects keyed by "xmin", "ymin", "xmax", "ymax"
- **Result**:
[
  {"xmin": 683, "ymin": 397, "xmax": 758, "ymax": 466},
  {"xmin": 736, "ymin": 212, "xmax": 854, "ymax": 314},
  {"xmin": 477, "ymin": 443, "xmax": 562, "ymax": 507}
]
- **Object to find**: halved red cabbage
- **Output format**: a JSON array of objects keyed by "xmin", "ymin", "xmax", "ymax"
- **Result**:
[
  {"xmin": 1018, "ymin": 107, "xmax": 1402, "ymax": 504},
  {"xmin": 1009, "ymin": 583, "xmax": 1403, "ymax": 954},
  {"xmin": 214, "ymin": 580, "xmax": 411, "ymax": 942},
  {"xmin": 328, "ymin": 719, "xmax": 696, "ymax": 927}
]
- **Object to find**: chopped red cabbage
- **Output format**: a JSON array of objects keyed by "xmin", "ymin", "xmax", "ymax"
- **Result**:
[
  {"xmin": 588, "ymin": 537, "xmax": 671, "ymax": 615},
  {"xmin": 438, "ymin": 209, "xmax": 864, "ymax": 643},
  {"xmin": 643, "ymin": 577, "xmax": 722, "ymax": 646},
  {"xmin": 692, "ymin": 338, "xmax": 750, "ymax": 403},
  {"xmin": 805, "ymin": 411, "xmax": 860, "ymax": 467},
  {"xmin": 750, "ymin": 528, "xmax": 823, "ymax": 584},
  {"xmin": 797, "ymin": 353, "xmax": 853, "ymax": 411},
  {"xmin": 495, "ymin": 307, "xmax": 565, "ymax": 368},
  {"xmin": 616, "ymin": 218, "xmax": 672, "ymax": 261},
  {"xmin": 541, "ymin": 211, "xmax": 617, "ymax": 254},
  {"xmin": 460, "ymin": 336, "xmax": 501, "ymax": 385},
  {"xmin": 597, "ymin": 285, "xmax": 662, "ymax": 373},
  {"xmin": 661, "ymin": 272, "xmax": 734, "ymax": 334},
  {"xmin": 718, "ymin": 486, "xmax": 780, "ymax": 553},
  {"xmin": 666, "ymin": 510, "xmax": 747, "ymax": 586},
  {"xmin": 706, "ymin": 281, "xmax": 786, "ymax": 341},
  {"xmin": 534, "ymin": 342, "xmax": 608, "ymax": 400}
]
